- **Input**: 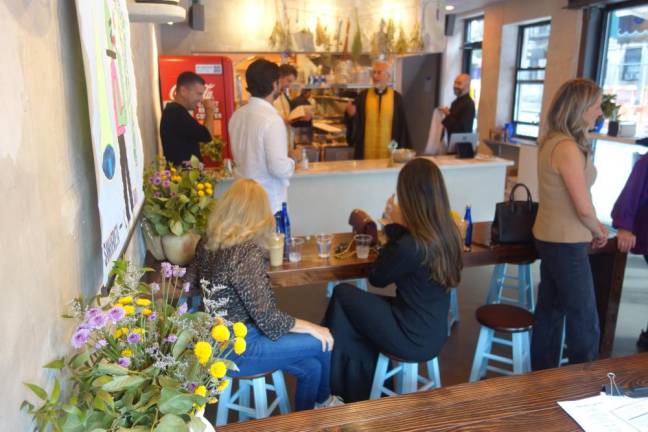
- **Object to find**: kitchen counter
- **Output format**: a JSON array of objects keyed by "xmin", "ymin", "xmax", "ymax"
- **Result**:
[{"xmin": 214, "ymin": 156, "xmax": 513, "ymax": 236}]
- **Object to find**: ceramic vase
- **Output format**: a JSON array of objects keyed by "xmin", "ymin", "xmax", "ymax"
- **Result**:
[{"xmin": 161, "ymin": 232, "xmax": 201, "ymax": 265}]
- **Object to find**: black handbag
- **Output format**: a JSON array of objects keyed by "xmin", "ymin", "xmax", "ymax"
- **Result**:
[{"xmin": 491, "ymin": 183, "xmax": 538, "ymax": 244}]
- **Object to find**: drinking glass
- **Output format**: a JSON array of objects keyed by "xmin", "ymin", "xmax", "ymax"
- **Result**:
[
  {"xmin": 288, "ymin": 237, "xmax": 305, "ymax": 263},
  {"xmin": 316, "ymin": 234, "xmax": 333, "ymax": 258},
  {"xmin": 354, "ymin": 234, "xmax": 372, "ymax": 259},
  {"xmin": 268, "ymin": 233, "xmax": 285, "ymax": 267}
]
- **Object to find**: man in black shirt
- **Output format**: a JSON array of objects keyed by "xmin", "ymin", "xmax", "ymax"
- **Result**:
[
  {"xmin": 160, "ymin": 71, "xmax": 214, "ymax": 165},
  {"xmin": 440, "ymin": 74, "xmax": 475, "ymax": 142}
]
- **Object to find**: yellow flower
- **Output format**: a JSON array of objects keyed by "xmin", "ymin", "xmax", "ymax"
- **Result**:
[
  {"xmin": 208, "ymin": 397, "xmax": 218, "ymax": 404},
  {"xmin": 210, "ymin": 361, "xmax": 227, "ymax": 379},
  {"xmin": 233, "ymin": 337, "xmax": 246, "ymax": 355},
  {"xmin": 117, "ymin": 296, "xmax": 133, "ymax": 305},
  {"xmin": 113, "ymin": 329, "xmax": 124, "ymax": 339},
  {"xmin": 194, "ymin": 341, "xmax": 212, "ymax": 365},
  {"xmin": 194, "ymin": 385, "xmax": 207, "ymax": 397},
  {"xmin": 123, "ymin": 305, "xmax": 135, "ymax": 316},
  {"xmin": 197, "ymin": 190, "xmax": 205, "ymax": 197},
  {"xmin": 136, "ymin": 298, "xmax": 151, "ymax": 307},
  {"xmin": 217, "ymin": 379, "xmax": 230, "ymax": 392},
  {"xmin": 141, "ymin": 308, "xmax": 152, "ymax": 317},
  {"xmin": 211, "ymin": 325, "xmax": 230, "ymax": 342},
  {"xmin": 121, "ymin": 327, "xmax": 129, "ymax": 334},
  {"xmin": 196, "ymin": 183, "xmax": 205, "ymax": 190},
  {"xmin": 133, "ymin": 328, "xmax": 144, "ymax": 335},
  {"xmin": 170, "ymin": 167, "xmax": 177, "ymax": 173},
  {"xmin": 233, "ymin": 322, "xmax": 247, "ymax": 338},
  {"xmin": 121, "ymin": 349, "xmax": 133, "ymax": 357}
]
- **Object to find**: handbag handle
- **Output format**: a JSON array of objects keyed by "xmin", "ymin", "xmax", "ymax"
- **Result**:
[{"xmin": 509, "ymin": 183, "xmax": 533, "ymax": 207}]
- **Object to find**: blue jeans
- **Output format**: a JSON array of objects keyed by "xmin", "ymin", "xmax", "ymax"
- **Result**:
[
  {"xmin": 531, "ymin": 240, "xmax": 600, "ymax": 370},
  {"xmin": 229, "ymin": 326, "xmax": 331, "ymax": 411}
]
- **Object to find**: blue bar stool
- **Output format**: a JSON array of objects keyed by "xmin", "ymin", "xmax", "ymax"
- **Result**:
[
  {"xmin": 370, "ymin": 352, "xmax": 441, "ymax": 399},
  {"xmin": 177, "ymin": 294, "xmax": 202, "ymax": 313},
  {"xmin": 485, "ymin": 262, "xmax": 535, "ymax": 311},
  {"xmin": 469, "ymin": 304, "xmax": 533, "ymax": 382},
  {"xmin": 326, "ymin": 278, "xmax": 367, "ymax": 298},
  {"xmin": 215, "ymin": 370, "xmax": 290, "ymax": 425},
  {"xmin": 448, "ymin": 287, "xmax": 459, "ymax": 336}
]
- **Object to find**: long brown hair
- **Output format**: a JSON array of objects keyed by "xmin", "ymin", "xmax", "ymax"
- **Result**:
[
  {"xmin": 397, "ymin": 158, "xmax": 463, "ymax": 287},
  {"xmin": 543, "ymin": 78, "xmax": 602, "ymax": 155}
]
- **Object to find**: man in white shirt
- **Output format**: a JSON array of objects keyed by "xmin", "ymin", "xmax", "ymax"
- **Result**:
[{"xmin": 229, "ymin": 59, "xmax": 296, "ymax": 214}]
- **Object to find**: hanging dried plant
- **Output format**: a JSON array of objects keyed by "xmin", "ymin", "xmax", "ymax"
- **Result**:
[
  {"xmin": 386, "ymin": 18, "xmax": 396, "ymax": 53},
  {"xmin": 395, "ymin": 24, "xmax": 408, "ymax": 55},
  {"xmin": 315, "ymin": 18, "xmax": 326, "ymax": 46},
  {"xmin": 268, "ymin": 21, "xmax": 284, "ymax": 49},
  {"xmin": 351, "ymin": 9, "xmax": 363, "ymax": 60},
  {"xmin": 409, "ymin": 21, "xmax": 424, "ymax": 52}
]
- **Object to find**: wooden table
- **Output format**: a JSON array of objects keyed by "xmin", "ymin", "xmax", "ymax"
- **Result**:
[
  {"xmin": 268, "ymin": 222, "xmax": 627, "ymax": 354},
  {"xmin": 220, "ymin": 353, "xmax": 648, "ymax": 432}
]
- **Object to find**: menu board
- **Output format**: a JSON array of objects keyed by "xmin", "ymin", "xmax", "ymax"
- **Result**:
[{"xmin": 75, "ymin": 0, "xmax": 144, "ymax": 284}]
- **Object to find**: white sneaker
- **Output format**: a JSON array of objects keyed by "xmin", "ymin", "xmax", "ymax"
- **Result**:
[{"xmin": 314, "ymin": 395, "xmax": 345, "ymax": 409}]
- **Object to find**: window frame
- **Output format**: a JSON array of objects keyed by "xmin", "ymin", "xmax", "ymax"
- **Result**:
[
  {"xmin": 462, "ymin": 15, "xmax": 484, "ymax": 76},
  {"xmin": 511, "ymin": 20, "xmax": 552, "ymax": 140}
]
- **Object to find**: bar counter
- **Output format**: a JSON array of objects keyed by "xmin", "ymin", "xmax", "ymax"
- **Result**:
[{"xmin": 214, "ymin": 156, "xmax": 513, "ymax": 236}]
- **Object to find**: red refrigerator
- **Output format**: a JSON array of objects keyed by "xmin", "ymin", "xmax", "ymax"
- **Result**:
[{"xmin": 158, "ymin": 55, "xmax": 236, "ymax": 162}]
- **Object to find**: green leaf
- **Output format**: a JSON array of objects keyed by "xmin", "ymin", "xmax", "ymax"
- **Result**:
[
  {"xmin": 43, "ymin": 358, "xmax": 65, "ymax": 369},
  {"xmin": 70, "ymin": 350, "xmax": 92, "ymax": 369},
  {"xmin": 158, "ymin": 375, "xmax": 180, "ymax": 390},
  {"xmin": 178, "ymin": 194, "xmax": 190, "ymax": 204},
  {"xmin": 96, "ymin": 389, "xmax": 114, "ymax": 409},
  {"xmin": 50, "ymin": 379, "xmax": 61, "ymax": 403},
  {"xmin": 155, "ymin": 414, "xmax": 189, "ymax": 432},
  {"xmin": 154, "ymin": 223, "xmax": 170, "ymax": 236},
  {"xmin": 62, "ymin": 413, "xmax": 84, "ymax": 432},
  {"xmin": 172, "ymin": 330, "xmax": 193, "ymax": 359},
  {"xmin": 188, "ymin": 417, "xmax": 207, "ymax": 432},
  {"xmin": 101, "ymin": 375, "xmax": 146, "ymax": 392},
  {"xmin": 158, "ymin": 389, "xmax": 197, "ymax": 415},
  {"xmin": 24, "ymin": 383, "xmax": 48, "ymax": 401},
  {"xmin": 96, "ymin": 362, "xmax": 130, "ymax": 376},
  {"xmin": 182, "ymin": 211, "xmax": 197, "ymax": 224},
  {"xmin": 92, "ymin": 375, "xmax": 113, "ymax": 388},
  {"xmin": 170, "ymin": 220, "xmax": 184, "ymax": 236},
  {"xmin": 19, "ymin": 400, "xmax": 34, "ymax": 413}
]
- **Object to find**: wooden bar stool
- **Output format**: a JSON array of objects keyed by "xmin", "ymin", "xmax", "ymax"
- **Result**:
[
  {"xmin": 215, "ymin": 370, "xmax": 290, "ymax": 425},
  {"xmin": 469, "ymin": 304, "xmax": 533, "ymax": 382},
  {"xmin": 370, "ymin": 352, "xmax": 441, "ymax": 399}
]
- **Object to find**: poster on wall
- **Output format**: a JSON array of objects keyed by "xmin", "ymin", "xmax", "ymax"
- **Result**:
[{"xmin": 75, "ymin": 0, "xmax": 144, "ymax": 284}]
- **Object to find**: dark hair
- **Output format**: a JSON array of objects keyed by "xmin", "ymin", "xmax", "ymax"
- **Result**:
[
  {"xmin": 176, "ymin": 71, "xmax": 205, "ymax": 89},
  {"xmin": 279, "ymin": 63, "xmax": 298, "ymax": 78},
  {"xmin": 397, "ymin": 158, "xmax": 463, "ymax": 287},
  {"xmin": 246, "ymin": 59, "xmax": 279, "ymax": 98}
]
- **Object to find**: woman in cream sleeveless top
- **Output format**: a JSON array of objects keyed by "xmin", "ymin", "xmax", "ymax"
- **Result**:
[{"xmin": 531, "ymin": 79, "xmax": 608, "ymax": 371}]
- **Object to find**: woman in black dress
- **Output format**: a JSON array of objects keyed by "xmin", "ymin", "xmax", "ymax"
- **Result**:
[{"xmin": 324, "ymin": 158, "xmax": 463, "ymax": 402}]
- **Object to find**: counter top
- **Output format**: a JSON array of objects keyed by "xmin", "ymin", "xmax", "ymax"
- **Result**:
[{"xmin": 292, "ymin": 155, "xmax": 513, "ymax": 178}]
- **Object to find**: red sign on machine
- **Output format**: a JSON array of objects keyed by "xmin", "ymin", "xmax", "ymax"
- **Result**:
[{"xmin": 158, "ymin": 55, "xmax": 236, "ymax": 161}]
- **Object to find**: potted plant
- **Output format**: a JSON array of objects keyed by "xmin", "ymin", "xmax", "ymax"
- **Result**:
[
  {"xmin": 199, "ymin": 137, "xmax": 224, "ymax": 169},
  {"xmin": 143, "ymin": 156, "xmax": 215, "ymax": 265},
  {"xmin": 21, "ymin": 260, "xmax": 246, "ymax": 432},
  {"xmin": 601, "ymin": 94, "xmax": 622, "ymax": 137}
]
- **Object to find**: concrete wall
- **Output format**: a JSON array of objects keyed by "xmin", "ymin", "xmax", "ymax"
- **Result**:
[{"xmin": 0, "ymin": 2, "xmax": 160, "ymax": 430}]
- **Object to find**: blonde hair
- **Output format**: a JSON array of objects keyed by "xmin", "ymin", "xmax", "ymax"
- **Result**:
[
  {"xmin": 542, "ymin": 78, "xmax": 602, "ymax": 155},
  {"xmin": 205, "ymin": 179, "xmax": 275, "ymax": 250}
]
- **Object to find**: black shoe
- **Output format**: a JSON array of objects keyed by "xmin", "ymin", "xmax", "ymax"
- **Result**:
[{"xmin": 638, "ymin": 330, "xmax": 648, "ymax": 350}]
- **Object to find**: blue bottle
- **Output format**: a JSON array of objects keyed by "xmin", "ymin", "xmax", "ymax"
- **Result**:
[
  {"xmin": 464, "ymin": 205, "xmax": 473, "ymax": 251},
  {"xmin": 281, "ymin": 202, "xmax": 291, "ymax": 258}
]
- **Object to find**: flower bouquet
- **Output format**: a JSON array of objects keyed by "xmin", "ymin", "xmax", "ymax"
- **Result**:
[
  {"xmin": 199, "ymin": 137, "xmax": 224, "ymax": 168},
  {"xmin": 21, "ymin": 260, "xmax": 246, "ymax": 432}
]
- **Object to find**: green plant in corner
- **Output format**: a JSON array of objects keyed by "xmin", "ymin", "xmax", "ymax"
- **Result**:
[
  {"xmin": 601, "ymin": 94, "xmax": 621, "ymax": 121},
  {"xmin": 143, "ymin": 156, "xmax": 216, "ymax": 237}
]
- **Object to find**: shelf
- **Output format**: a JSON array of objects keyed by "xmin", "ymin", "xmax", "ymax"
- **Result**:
[
  {"xmin": 127, "ymin": 2, "xmax": 186, "ymax": 23},
  {"xmin": 590, "ymin": 133, "xmax": 641, "ymax": 145},
  {"xmin": 303, "ymin": 83, "xmax": 394, "ymax": 90}
]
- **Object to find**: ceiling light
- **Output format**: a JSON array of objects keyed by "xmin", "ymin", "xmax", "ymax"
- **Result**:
[{"xmin": 445, "ymin": 5, "xmax": 455, "ymax": 11}]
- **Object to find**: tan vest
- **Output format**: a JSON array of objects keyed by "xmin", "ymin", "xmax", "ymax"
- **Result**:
[{"xmin": 532, "ymin": 133, "xmax": 597, "ymax": 243}]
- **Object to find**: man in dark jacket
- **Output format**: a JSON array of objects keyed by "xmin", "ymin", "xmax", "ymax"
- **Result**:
[
  {"xmin": 440, "ymin": 74, "xmax": 475, "ymax": 143},
  {"xmin": 160, "ymin": 71, "xmax": 215, "ymax": 165}
]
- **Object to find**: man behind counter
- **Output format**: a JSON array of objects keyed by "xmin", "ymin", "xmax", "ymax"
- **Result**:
[
  {"xmin": 345, "ymin": 60, "xmax": 410, "ymax": 160},
  {"xmin": 160, "ymin": 71, "xmax": 215, "ymax": 166},
  {"xmin": 440, "ymin": 74, "xmax": 476, "ymax": 142}
]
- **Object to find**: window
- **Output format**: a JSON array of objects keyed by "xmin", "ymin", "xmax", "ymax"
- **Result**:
[
  {"xmin": 512, "ymin": 21, "xmax": 551, "ymax": 139},
  {"xmin": 462, "ymin": 16, "xmax": 483, "ymax": 123}
]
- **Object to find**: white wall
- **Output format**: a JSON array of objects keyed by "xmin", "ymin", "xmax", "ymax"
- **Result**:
[{"xmin": 0, "ymin": 2, "xmax": 160, "ymax": 430}]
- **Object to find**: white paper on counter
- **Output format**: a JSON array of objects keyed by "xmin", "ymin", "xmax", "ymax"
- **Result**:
[{"xmin": 558, "ymin": 394, "xmax": 648, "ymax": 432}]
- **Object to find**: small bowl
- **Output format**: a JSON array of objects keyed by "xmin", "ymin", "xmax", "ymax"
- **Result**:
[{"xmin": 391, "ymin": 149, "xmax": 416, "ymax": 163}]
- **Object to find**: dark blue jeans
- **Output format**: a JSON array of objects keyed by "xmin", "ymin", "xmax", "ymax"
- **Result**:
[
  {"xmin": 531, "ymin": 240, "xmax": 600, "ymax": 370},
  {"xmin": 229, "ymin": 326, "xmax": 331, "ymax": 411}
]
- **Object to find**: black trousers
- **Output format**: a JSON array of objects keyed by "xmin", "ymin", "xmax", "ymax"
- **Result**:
[
  {"xmin": 531, "ymin": 240, "xmax": 600, "ymax": 370},
  {"xmin": 324, "ymin": 284, "xmax": 441, "ymax": 402}
]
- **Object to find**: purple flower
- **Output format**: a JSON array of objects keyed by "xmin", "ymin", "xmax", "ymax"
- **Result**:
[
  {"xmin": 148, "ymin": 176, "xmax": 156, "ymax": 185},
  {"xmin": 85, "ymin": 307, "xmax": 102, "ymax": 321},
  {"xmin": 183, "ymin": 161, "xmax": 192, "ymax": 168},
  {"xmin": 153, "ymin": 176, "xmax": 162, "ymax": 185},
  {"xmin": 186, "ymin": 382, "xmax": 198, "ymax": 393},
  {"xmin": 199, "ymin": 162, "xmax": 205, "ymax": 170},
  {"xmin": 164, "ymin": 334, "xmax": 177, "ymax": 343},
  {"xmin": 161, "ymin": 262, "xmax": 173, "ymax": 278},
  {"xmin": 172, "ymin": 265, "xmax": 186, "ymax": 278},
  {"xmin": 177, "ymin": 303, "xmax": 188, "ymax": 315},
  {"xmin": 71, "ymin": 328, "xmax": 91, "ymax": 349},
  {"xmin": 108, "ymin": 306, "xmax": 125, "ymax": 323},
  {"xmin": 163, "ymin": 170, "xmax": 171, "ymax": 177},
  {"xmin": 148, "ymin": 311, "xmax": 158, "ymax": 321},
  {"xmin": 150, "ymin": 282, "xmax": 160, "ymax": 293},
  {"xmin": 77, "ymin": 322, "xmax": 92, "ymax": 330},
  {"xmin": 170, "ymin": 191, "xmax": 177, "ymax": 198},
  {"xmin": 127, "ymin": 333, "xmax": 142, "ymax": 344},
  {"xmin": 88, "ymin": 313, "xmax": 109, "ymax": 329},
  {"xmin": 182, "ymin": 282, "xmax": 191, "ymax": 293},
  {"xmin": 162, "ymin": 179, "xmax": 171, "ymax": 188},
  {"xmin": 95, "ymin": 339, "xmax": 107, "ymax": 350},
  {"xmin": 153, "ymin": 191, "xmax": 161, "ymax": 198},
  {"xmin": 118, "ymin": 357, "xmax": 131, "ymax": 368}
]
